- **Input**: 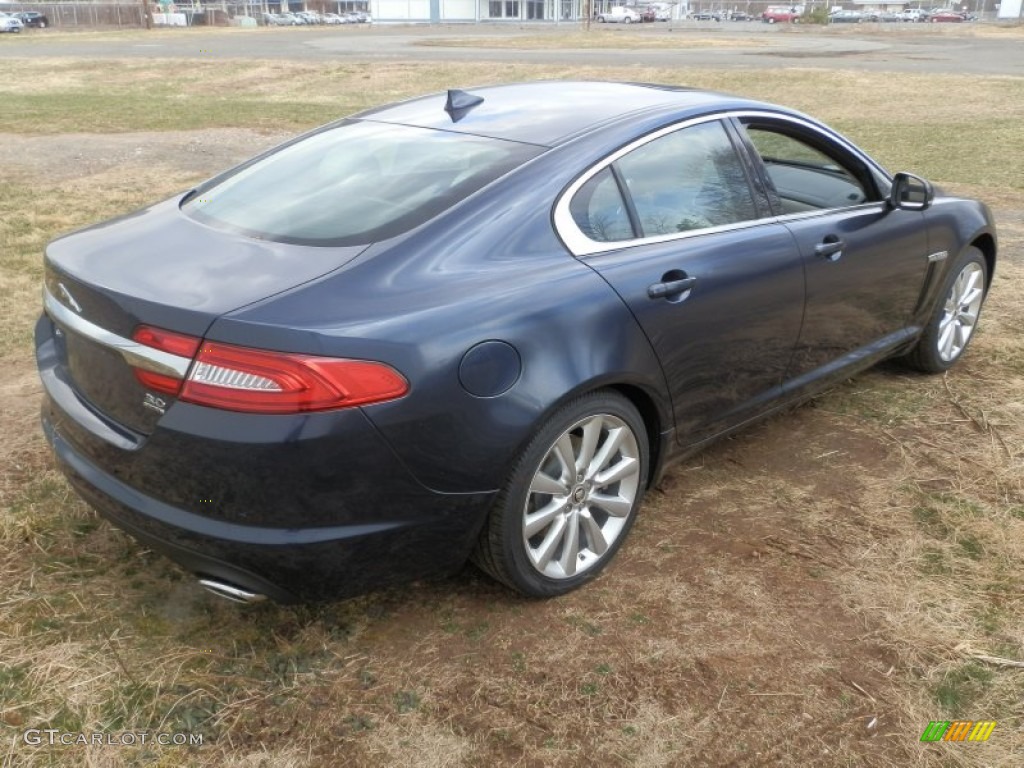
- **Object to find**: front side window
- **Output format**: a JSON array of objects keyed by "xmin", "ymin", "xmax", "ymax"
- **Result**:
[
  {"xmin": 741, "ymin": 124, "xmax": 874, "ymax": 213},
  {"xmin": 615, "ymin": 120, "xmax": 759, "ymax": 237},
  {"xmin": 183, "ymin": 121, "xmax": 541, "ymax": 246}
]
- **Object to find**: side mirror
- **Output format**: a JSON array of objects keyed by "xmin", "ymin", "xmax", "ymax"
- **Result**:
[{"xmin": 889, "ymin": 172, "xmax": 934, "ymax": 211}]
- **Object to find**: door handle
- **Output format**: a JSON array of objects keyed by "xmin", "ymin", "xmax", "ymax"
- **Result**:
[
  {"xmin": 647, "ymin": 276, "xmax": 697, "ymax": 300},
  {"xmin": 814, "ymin": 237, "xmax": 845, "ymax": 262}
]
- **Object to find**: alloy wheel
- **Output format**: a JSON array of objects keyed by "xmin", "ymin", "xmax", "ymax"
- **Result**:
[
  {"xmin": 937, "ymin": 262, "xmax": 984, "ymax": 362},
  {"xmin": 522, "ymin": 414, "xmax": 641, "ymax": 579}
]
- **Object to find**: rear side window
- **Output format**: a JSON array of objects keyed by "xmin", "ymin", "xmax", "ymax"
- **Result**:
[
  {"xmin": 569, "ymin": 168, "xmax": 635, "ymax": 243},
  {"xmin": 183, "ymin": 121, "xmax": 542, "ymax": 246}
]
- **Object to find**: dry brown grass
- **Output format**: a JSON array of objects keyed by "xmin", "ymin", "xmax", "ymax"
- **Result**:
[{"xmin": 1, "ymin": 55, "xmax": 1022, "ymax": 767}]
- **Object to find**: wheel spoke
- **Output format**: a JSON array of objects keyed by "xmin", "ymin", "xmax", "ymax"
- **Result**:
[
  {"xmin": 938, "ymin": 321, "xmax": 957, "ymax": 359},
  {"xmin": 589, "ymin": 492, "xmax": 632, "ymax": 518},
  {"xmin": 557, "ymin": 512, "xmax": 580, "ymax": 576},
  {"xmin": 587, "ymin": 426, "xmax": 626, "ymax": 478},
  {"xmin": 959, "ymin": 268, "xmax": 981, "ymax": 301},
  {"xmin": 954, "ymin": 321, "xmax": 971, "ymax": 352},
  {"xmin": 530, "ymin": 471, "xmax": 568, "ymax": 497},
  {"xmin": 579, "ymin": 509, "xmax": 608, "ymax": 555},
  {"xmin": 532, "ymin": 514, "xmax": 567, "ymax": 570},
  {"xmin": 958, "ymin": 310, "xmax": 978, "ymax": 327},
  {"xmin": 960, "ymin": 286, "xmax": 983, "ymax": 309},
  {"xmin": 594, "ymin": 456, "xmax": 639, "ymax": 488},
  {"xmin": 575, "ymin": 416, "xmax": 603, "ymax": 476},
  {"xmin": 552, "ymin": 433, "xmax": 576, "ymax": 481},
  {"xmin": 525, "ymin": 499, "xmax": 566, "ymax": 538}
]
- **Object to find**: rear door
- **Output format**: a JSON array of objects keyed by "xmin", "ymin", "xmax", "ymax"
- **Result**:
[
  {"xmin": 734, "ymin": 115, "xmax": 931, "ymax": 381},
  {"xmin": 555, "ymin": 118, "xmax": 806, "ymax": 444}
]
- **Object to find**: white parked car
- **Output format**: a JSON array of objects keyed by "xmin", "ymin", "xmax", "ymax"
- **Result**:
[
  {"xmin": 898, "ymin": 8, "xmax": 929, "ymax": 20},
  {"xmin": 597, "ymin": 6, "xmax": 642, "ymax": 22},
  {"xmin": 0, "ymin": 12, "xmax": 25, "ymax": 32}
]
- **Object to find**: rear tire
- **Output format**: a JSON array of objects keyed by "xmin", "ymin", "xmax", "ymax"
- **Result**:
[
  {"xmin": 472, "ymin": 391, "xmax": 649, "ymax": 597},
  {"xmin": 903, "ymin": 247, "xmax": 987, "ymax": 373}
]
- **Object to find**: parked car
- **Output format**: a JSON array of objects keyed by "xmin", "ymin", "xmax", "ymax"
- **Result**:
[
  {"xmin": 0, "ymin": 12, "xmax": 24, "ymax": 32},
  {"xmin": 829, "ymin": 9, "xmax": 864, "ymax": 22},
  {"xmin": 692, "ymin": 10, "xmax": 722, "ymax": 20},
  {"xmin": 762, "ymin": 5, "xmax": 802, "ymax": 22},
  {"xmin": 929, "ymin": 9, "xmax": 964, "ymax": 21},
  {"xmin": 35, "ymin": 82, "xmax": 996, "ymax": 603},
  {"xmin": 14, "ymin": 11, "xmax": 48, "ymax": 28},
  {"xmin": 323, "ymin": 12, "xmax": 344, "ymax": 23},
  {"xmin": 898, "ymin": 8, "xmax": 929, "ymax": 20},
  {"xmin": 648, "ymin": 3, "xmax": 672, "ymax": 19},
  {"xmin": 597, "ymin": 6, "xmax": 642, "ymax": 22},
  {"xmin": 639, "ymin": 6, "xmax": 657, "ymax": 21},
  {"xmin": 262, "ymin": 12, "xmax": 297, "ymax": 25},
  {"xmin": 729, "ymin": 11, "xmax": 752, "ymax": 20}
]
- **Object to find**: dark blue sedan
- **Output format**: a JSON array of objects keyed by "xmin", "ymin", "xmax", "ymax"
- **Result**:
[{"xmin": 36, "ymin": 82, "xmax": 996, "ymax": 603}]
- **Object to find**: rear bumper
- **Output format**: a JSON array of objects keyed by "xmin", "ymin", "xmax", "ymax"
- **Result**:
[{"xmin": 41, "ymin": 412, "xmax": 494, "ymax": 603}]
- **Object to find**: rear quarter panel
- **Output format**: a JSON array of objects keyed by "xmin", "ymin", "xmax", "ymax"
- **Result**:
[{"xmin": 207, "ymin": 152, "xmax": 675, "ymax": 494}]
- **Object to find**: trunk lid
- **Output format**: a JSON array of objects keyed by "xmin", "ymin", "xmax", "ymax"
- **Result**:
[{"xmin": 40, "ymin": 197, "xmax": 366, "ymax": 437}]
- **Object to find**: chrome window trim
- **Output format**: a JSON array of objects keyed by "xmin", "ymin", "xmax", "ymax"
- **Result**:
[
  {"xmin": 553, "ymin": 110, "xmax": 891, "ymax": 258},
  {"xmin": 43, "ymin": 285, "xmax": 192, "ymax": 379}
]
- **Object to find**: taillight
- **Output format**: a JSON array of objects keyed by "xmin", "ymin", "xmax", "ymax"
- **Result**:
[
  {"xmin": 131, "ymin": 327, "xmax": 408, "ymax": 414},
  {"xmin": 131, "ymin": 326, "xmax": 201, "ymax": 396},
  {"xmin": 181, "ymin": 342, "xmax": 408, "ymax": 413}
]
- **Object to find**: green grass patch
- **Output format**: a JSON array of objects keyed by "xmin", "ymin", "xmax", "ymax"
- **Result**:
[{"xmin": 933, "ymin": 662, "xmax": 994, "ymax": 716}]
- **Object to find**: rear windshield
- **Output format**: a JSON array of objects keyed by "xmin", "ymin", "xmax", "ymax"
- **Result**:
[{"xmin": 182, "ymin": 120, "xmax": 543, "ymax": 246}]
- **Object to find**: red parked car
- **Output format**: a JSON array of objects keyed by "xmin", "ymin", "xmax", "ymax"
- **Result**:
[
  {"xmin": 929, "ymin": 9, "xmax": 963, "ymax": 21},
  {"xmin": 762, "ymin": 5, "xmax": 802, "ymax": 22}
]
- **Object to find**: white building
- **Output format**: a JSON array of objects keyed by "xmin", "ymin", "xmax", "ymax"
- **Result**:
[
  {"xmin": 997, "ymin": 0, "xmax": 1022, "ymax": 17},
  {"xmin": 369, "ymin": 0, "xmax": 674, "ymax": 22}
]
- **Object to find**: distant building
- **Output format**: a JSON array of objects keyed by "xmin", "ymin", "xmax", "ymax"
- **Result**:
[
  {"xmin": 997, "ymin": 0, "xmax": 1022, "ymax": 18},
  {"xmin": 368, "ymin": 0, "xmax": 678, "ymax": 22}
]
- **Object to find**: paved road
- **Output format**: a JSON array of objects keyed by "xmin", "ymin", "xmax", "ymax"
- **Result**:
[{"xmin": 2, "ymin": 23, "xmax": 1022, "ymax": 76}]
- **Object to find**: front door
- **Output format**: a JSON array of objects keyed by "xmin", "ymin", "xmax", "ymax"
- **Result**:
[{"xmin": 735, "ymin": 117, "xmax": 931, "ymax": 380}]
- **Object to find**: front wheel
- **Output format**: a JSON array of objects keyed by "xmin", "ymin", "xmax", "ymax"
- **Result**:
[
  {"xmin": 903, "ymin": 247, "xmax": 988, "ymax": 373},
  {"xmin": 624, "ymin": 16, "xmax": 632, "ymax": 23},
  {"xmin": 472, "ymin": 391, "xmax": 649, "ymax": 597}
]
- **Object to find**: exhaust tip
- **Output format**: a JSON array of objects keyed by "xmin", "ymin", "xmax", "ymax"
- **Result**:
[{"xmin": 198, "ymin": 578, "xmax": 267, "ymax": 604}]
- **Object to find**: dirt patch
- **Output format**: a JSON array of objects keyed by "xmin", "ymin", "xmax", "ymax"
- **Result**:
[{"xmin": 2, "ymin": 128, "xmax": 288, "ymax": 184}]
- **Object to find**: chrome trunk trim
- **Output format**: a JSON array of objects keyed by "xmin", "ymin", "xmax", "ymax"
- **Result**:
[{"xmin": 43, "ymin": 285, "xmax": 192, "ymax": 379}]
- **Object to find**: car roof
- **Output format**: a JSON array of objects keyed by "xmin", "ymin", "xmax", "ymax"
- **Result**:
[{"xmin": 354, "ymin": 81, "xmax": 780, "ymax": 147}]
